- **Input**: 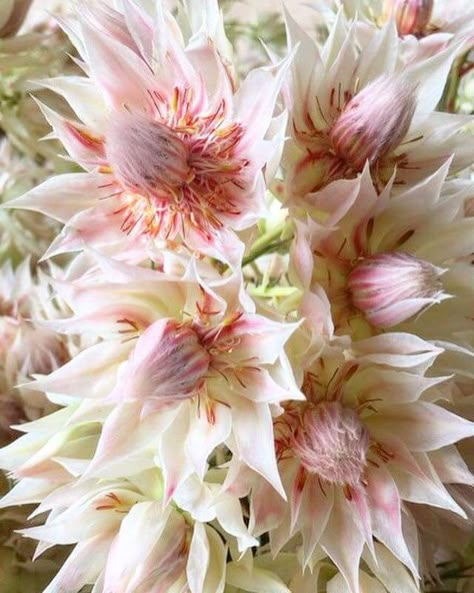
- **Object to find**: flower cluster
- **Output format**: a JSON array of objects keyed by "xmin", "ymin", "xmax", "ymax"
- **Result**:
[{"xmin": 0, "ymin": 1, "xmax": 473, "ymax": 593}]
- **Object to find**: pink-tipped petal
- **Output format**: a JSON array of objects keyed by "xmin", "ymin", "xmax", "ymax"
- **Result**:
[{"xmin": 320, "ymin": 490, "xmax": 365, "ymax": 593}]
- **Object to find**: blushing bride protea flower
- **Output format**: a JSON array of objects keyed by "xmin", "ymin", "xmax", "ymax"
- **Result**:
[
  {"xmin": 289, "ymin": 162, "xmax": 474, "ymax": 353},
  {"xmin": 228, "ymin": 336, "xmax": 474, "ymax": 593},
  {"xmin": 3, "ymin": 252, "xmax": 303, "ymax": 500},
  {"xmin": 0, "ymin": 258, "xmax": 68, "ymax": 445},
  {"xmin": 9, "ymin": 0, "xmax": 292, "ymax": 266},
  {"xmin": 0, "ymin": 469, "xmax": 232, "ymax": 593},
  {"xmin": 324, "ymin": 0, "xmax": 474, "ymax": 58},
  {"xmin": 283, "ymin": 9, "xmax": 474, "ymax": 199}
]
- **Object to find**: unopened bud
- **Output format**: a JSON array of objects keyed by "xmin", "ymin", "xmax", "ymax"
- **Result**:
[
  {"xmin": 383, "ymin": 0, "xmax": 434, "ymax": 37},
  {"xmin": 329, "ymin": 76, "xmax": 417, "ymax": 171},
  {"xmin": 348, "ymin": 252, "xmax": 448, "ymax": 328}
]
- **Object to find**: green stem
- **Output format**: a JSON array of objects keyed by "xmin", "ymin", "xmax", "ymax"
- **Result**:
[
  {"xmin": 440, "ymin": 51, "xmax": 470, "ymax": 113},
  {"xmin": 439, "ymin": 564, "xmax": 474, "ymax": 579},
  {"xmin": 242, "ymin": 221, "xmax": 292, "ymax": 266}
]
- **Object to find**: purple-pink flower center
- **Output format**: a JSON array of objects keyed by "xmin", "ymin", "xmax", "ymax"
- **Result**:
[
  {"xmin": 104, "ymin": 97, "xmax": 249, "ymax": 239},
  {"xmin": 328, "ymin": 77, "xmax": 416, "ymax": 172},
  {"xmin": 291, "ymin": 401, "xmax": 369, "ymax": 486},
  {"xmin": 348, "ymin": 251, "xmax": 445, "ymax": 327},
  {"xmin": 106, "ymin": 110, "xmax": 192, "ymax": 194},
  {"xmin": 126, "ymin": 320, "xmax": 211, "ymax": 403}
]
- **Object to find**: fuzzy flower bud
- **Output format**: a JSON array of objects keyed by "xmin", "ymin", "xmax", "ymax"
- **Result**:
[
  {"xmin": 0, "ymin": 0, "xmax": 32, "ymax": 38},
  {"xmin": 348, "ymin": 252, "xmax": 448, "ymax": 328},
  {"xmin": 329, "ymin": 76, "xmax": 417, "ymax": 171},
  {"xmin": 383, "ymin": 0, "xmax": 434, "ymax": 36},
  {"xmin": 119, "ymin": 319, "xmax": 211, "ymax": 403},
  {"xmin": 106, "ymin": 111, "xmax": 192, "ymax": 194},
  {"xmin": 291, "ymin": 402, "xmax": 369, "ymax": 486}
]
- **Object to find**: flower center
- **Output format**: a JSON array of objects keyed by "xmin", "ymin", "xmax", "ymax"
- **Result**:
[
  {"xmin": 348, "ymin": 251, "xmax": 446, "ymax": 328},
  {"xmin": 291, "ymin": 401, "xmax": 369, "ymax": 486},
  {"xmin": 105, "ymin": 110, "xmax": 191, "ymax": 194},
  {"xmin": 123, "ymin": 319, "xmax": 211, "ymax": 403},
  {"xmin": 329, "ymin": 76, "xmax": 416, "ymax": 172}
]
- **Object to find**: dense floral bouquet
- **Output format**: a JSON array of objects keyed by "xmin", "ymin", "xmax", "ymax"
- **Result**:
[{"xmin": 0, "ymin": 1, "xmax": 473, "ymax": 592}]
